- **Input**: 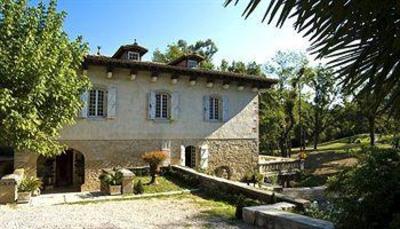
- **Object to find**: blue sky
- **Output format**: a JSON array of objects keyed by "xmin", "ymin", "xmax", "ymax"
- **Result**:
[{"xmin": 32, "ymin": 0, "xmax": 312, "ymax": 65}]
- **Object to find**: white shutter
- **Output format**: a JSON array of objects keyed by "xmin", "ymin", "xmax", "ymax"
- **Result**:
[
  {"xmin": 200, "ymin": 145, "xmax": 209, "ymax": 169},
  {"xmin": 171, "ymin": 92, "xmax": 180, "ymax": 120},
  {"xmin": 203, "ymin": 96, "xmax": 210, "ymax": 121},
  {"xmin": 79, "ymin": 91, "xmax": 88, "ymax": 118},
  {"xmin": 148, "ymin": 91, "xmax": 156, "ymax": 119},
  {"xmin": 180, "ymin": 145, "xmax": 185, "ymax": 166},
  {"xmin": 222, "ymin": 96, "xmax": 229, "ymax": 122},
  {"xmin": 107, "ymin": 86, "xmax": 117, "ymax": 119}
]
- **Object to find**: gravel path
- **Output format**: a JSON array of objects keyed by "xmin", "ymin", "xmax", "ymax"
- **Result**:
[{"xmin": 0, "ymin": 196, "xmax": 253, "ymax": 229}]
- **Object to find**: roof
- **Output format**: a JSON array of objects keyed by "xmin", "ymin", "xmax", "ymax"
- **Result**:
[
  {"xmin": 84, "ymin": 55, "xmax": 278, "ymax": 88},
  {"xmin": 112, "ymin": 42, "xmax": 148, "ymax": 58},
  {"xmin": 168, "ymin": 53, "xmax": 205, "ymax": 66}
]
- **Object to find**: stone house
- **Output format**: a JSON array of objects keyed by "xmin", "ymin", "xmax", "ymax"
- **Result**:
[{"xmin": 13, "ymin": 41, "xmax": 276, "ymax": 192}]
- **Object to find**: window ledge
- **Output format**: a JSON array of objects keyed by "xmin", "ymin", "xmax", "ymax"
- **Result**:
[
  {"xmin": 151, "ymin": 118, "xmax": 174, "ymax": 123},
  {"xmin": 87, "ymin": 117, "xmax": 108, "ymax": 121}
]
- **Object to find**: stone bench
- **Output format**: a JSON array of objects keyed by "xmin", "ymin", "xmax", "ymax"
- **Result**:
[{"xmin": 243, "ymin": 202, "xmax": 334, "ymax": 229}]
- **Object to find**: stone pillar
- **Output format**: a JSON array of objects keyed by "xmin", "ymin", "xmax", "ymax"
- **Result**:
[
  {"xmin": 120, "ymin": 169, "xmax": 135, "ymax": 195},
  {"xmin": 0, "ymin": 174, "xmax": 21, "ymax": 204}
]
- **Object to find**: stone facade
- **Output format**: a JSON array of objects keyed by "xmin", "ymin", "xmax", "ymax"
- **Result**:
[
  {"xmin": 12, "ymin": 50, "xmax": 267, "ymax": 192},
  {"xmin": 14, "ymin": 138, "xmax": 258, "ymax": 191}
]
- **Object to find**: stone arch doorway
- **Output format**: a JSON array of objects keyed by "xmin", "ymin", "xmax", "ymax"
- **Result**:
[
  {"xmin": 37, "ymin": 149, "xmax": 85, "ymax": 192},
  {"xmin": 185, "ymin": 146, "xmax": 196, "ymax": 168}
]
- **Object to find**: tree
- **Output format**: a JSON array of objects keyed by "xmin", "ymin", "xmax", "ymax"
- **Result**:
[
  {"xmin": 224, "ymin": 1, "xmax": 400, "ymax": 118},
  {"xmin": 152, "ymin": 39, "xmax": 218, "ymax": 69},
  {"xmin": 142, "ymin": 151, "xmax": 167, "ymax": 185},
  {"xmin": 307, "ymin": 66, "xmax": 338, "ymax": 149},
  {"xmin": 261, "ymin": 51, "xmax": 308, "ymax": 156},
  {"xmin": 0, "ymin": 0, "xmax": 89, "ymax": 156},
  {"xmin": 218, "ymin": 59, "xmax": 264, "ymax": 76}
]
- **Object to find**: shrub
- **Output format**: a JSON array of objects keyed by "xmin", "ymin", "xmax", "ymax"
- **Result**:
[
  {"xmin": 99, "ymin": 168, "xmax": 123, "ymax": 185},
  {"xmin": 142, "ymin": 151, "xmax": 168, "ymax": 184},
  {"xmin": 241, "ymin": 170, "xmax": 264, "ymax": 187},
  {"xmin": 325, "ymin": 147, "xmax": 400, "ymax": 228},
  {"xmin": 18, "ymin": 177, "xmax": 42, "ymax": 193},
  {"xmin": 392, "ymin": 136, "xmax": 400, "ymax": 149},
  {"xmin": 134, "ymin": 180, "xmax": 144, "ymax": 194}
]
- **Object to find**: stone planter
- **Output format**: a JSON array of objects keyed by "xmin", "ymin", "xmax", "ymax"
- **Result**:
[
  {"xmin": 108, "ymin": 185, "xmax": 121, "ymax": 196},
  {"xmin": 17, "ymin": 191, "xmax": 31, "ymax": 204}
]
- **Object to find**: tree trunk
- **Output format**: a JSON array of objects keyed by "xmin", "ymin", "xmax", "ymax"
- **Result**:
[
  {"xmin": 149, "ymin": 173, "xmax": 158, "ymax": 185},
  {"xmin": 148, "ymin": 164, "xmax": 160, "ymax": 185},
  {"xmin": 279, "ymin": 137, "xmax": 287, "ymax": 157},
  {"xmin": 313, "ymin": 110, "xmax": 321, "ymax": 150},
  {"xmin": 368, "ymin": 115, "xmax": 376, "ymax": 146}
]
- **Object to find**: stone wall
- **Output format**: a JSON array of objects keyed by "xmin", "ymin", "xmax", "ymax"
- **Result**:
[
  {"xmin": 281, "ymin": 186, "xmax": 327, "ymax": 202},
  {"xmin": 13, "ymin": 138, "xmax": 258, "ymax": 191},
  {"xmin": 170, "ymin": 165, "xmax": 310, "ymax": 209}
]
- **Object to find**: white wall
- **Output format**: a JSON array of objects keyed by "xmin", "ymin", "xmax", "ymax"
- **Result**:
[{"xmin": 60, "ymin": 66, "xmax": 259, "ymax": 140}]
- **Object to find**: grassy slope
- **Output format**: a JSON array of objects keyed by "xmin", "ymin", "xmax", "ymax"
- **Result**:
[{"xmin": 291, "ymin": 134, "xmax": 391, "ymax": 186}]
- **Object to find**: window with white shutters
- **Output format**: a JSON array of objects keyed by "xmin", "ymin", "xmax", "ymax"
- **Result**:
[
  {"xmin": 88, "ymin": 88, "xmax": 106, "ymax": 117},
  {"xmin": 155, "ymin": 92, "xmax": 170, "ymax": 119}
]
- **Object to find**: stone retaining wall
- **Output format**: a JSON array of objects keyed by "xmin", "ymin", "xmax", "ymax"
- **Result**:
[
  {"xmin": 171, "ymin": 165, "xmax": 310, "ymax": 209},
  {"xmin": 281, "ymin": 186, "xmax": 327, "ymax": 202}
]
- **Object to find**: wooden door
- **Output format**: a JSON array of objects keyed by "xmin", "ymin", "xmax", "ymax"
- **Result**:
[{"xmin": 55, "ymin": 150, "xmax": 73, "ymax": 187}]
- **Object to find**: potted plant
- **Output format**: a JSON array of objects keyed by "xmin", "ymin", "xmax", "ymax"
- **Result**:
[
  {"xmin": 99, "ymin": 168, "xmax": 123, "ymax": 195},
  {"xmin": 17, "ymin": 177, "xmax": 42, "ymax": 204},
  {"xmin": 142, "ymin": 151, "xmax": 167, "ymax": 185}
]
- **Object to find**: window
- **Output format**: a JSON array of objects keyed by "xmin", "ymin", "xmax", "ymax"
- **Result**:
[
  {"xmin": 88, "ymin": 88, "xmax": 106, "ymax": 117},
  {"xmin": 155, "ymin": 92, "xmax": 170, "ymax": 119},
  {"xmin": 209, "ymin": 96, "xmax": 221, "ymax": 121},
  {"xmin": 187, "ymin": 60, "xmax": 198, "ymax": 69},
  {"xmin": 127, "ymin": 51, "xmax": 140, "ymax": 61}
]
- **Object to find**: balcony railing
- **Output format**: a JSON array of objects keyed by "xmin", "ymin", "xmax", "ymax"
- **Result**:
[{"xmin": 258, "ymin": 156, "xmax": 303, "ymax": 175}]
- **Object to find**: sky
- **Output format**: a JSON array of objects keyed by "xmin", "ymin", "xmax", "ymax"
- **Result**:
[{"xmin": 31, "ymin": 0, "xmax": 313, "ymax": 65}]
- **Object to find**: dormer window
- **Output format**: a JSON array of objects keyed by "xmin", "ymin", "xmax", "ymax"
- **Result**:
[
  {"xmin": 127, "ymin": 51, "xmax": 140, "ymax": 61},
  {"xmin": 187, "ymin": 60, "xmax": 198, "ymax": 69}
]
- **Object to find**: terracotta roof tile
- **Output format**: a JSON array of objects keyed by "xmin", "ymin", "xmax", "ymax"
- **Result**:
[{"xmin": 84, "ymin": 55, "xmax": 277, "ymax": 88}]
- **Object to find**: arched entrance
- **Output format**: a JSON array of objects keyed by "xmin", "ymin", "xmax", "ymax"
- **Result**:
[
  {"xmin": 185, "ymin": 146, "xmax": 196, "ymax": 168},
  {"xmin": 37, "ymin": 149, "xmax": 85, "ymax": 192}
]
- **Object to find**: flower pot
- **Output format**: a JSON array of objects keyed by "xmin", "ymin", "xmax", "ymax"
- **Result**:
[
  {"xmin": 108, "ymin": 185, "xmax": 121, "ymax": 196},
  {"xmin": 17, "ymin": 191, "xmax": 32, "ymax": 204}
]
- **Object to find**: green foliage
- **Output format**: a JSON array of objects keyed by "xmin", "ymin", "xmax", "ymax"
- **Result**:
[
  {"xmin": 218, "ymin": 59, "xmax": 264, "ymax": 76},
  {"xmin": 392, "ymin": 136, "xmax": 400, "ymax": 149},
  {"xmin": 18, "ymin": 176, "xmax": 42, "ymax": 192},
  {"xmin": 0, "ymin": 0, "xmax": 89, "ymax": 156},
  {"xmin": 133, "ymin": 179, "xmax": 144, "ymax": 194},
  {"xmin": 99, "ymin": 168, "xmax": 123, "ymax": 185},
  {"xmin": 152, "ymin": 39, "xmax": 217, "ymax": 69},
  {"xmin": 294, "ymin": 172, "xmax": 327, "ymax": 187},
  {"xmin": 266, "ymin": 174, "xmax": 278, "ymax": 185},
  {"xmin": 225, "ymin": 0, "xmax": 400, "ymax": 118},
  {"xmin": 260, "ymin": 51, "xmax": 306, "ymax": 156},
  {"xmin": 324, "ymin": 148, "xmax": 400, "ymax": 228},
  {"xmin": 241, "ymin": 170, "xmax": 264, "ymax": 187}
]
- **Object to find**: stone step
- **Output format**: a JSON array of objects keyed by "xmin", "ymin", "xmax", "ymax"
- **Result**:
[
  {"xmin": 243, "ymin": 202, "xmax": 296, "ymax": 224},
  {"xmin": 243, "ymin": 202, "xmax": 334, "ymax": 229}
]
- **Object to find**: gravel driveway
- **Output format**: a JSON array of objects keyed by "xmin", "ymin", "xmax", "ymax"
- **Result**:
[{"xmin": 0, "ymin": 195, "xmax": 253, "ymax": 229}]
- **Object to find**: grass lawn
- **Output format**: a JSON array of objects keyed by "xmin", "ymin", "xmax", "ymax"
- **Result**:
[
  {"xmin": 132, "ymin": 176, "xmax": 237, "ymax": 221},
  {"xmin": 290, "ymin": 134, "xmax": 392, "ymax": 187},
  {"xmin": 133, "ymin": 175, "xmax": 186, "ymax": 194},
  {"xmin": 177, "ymin": 194, "xmax": 237, "ymax": 221}
]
